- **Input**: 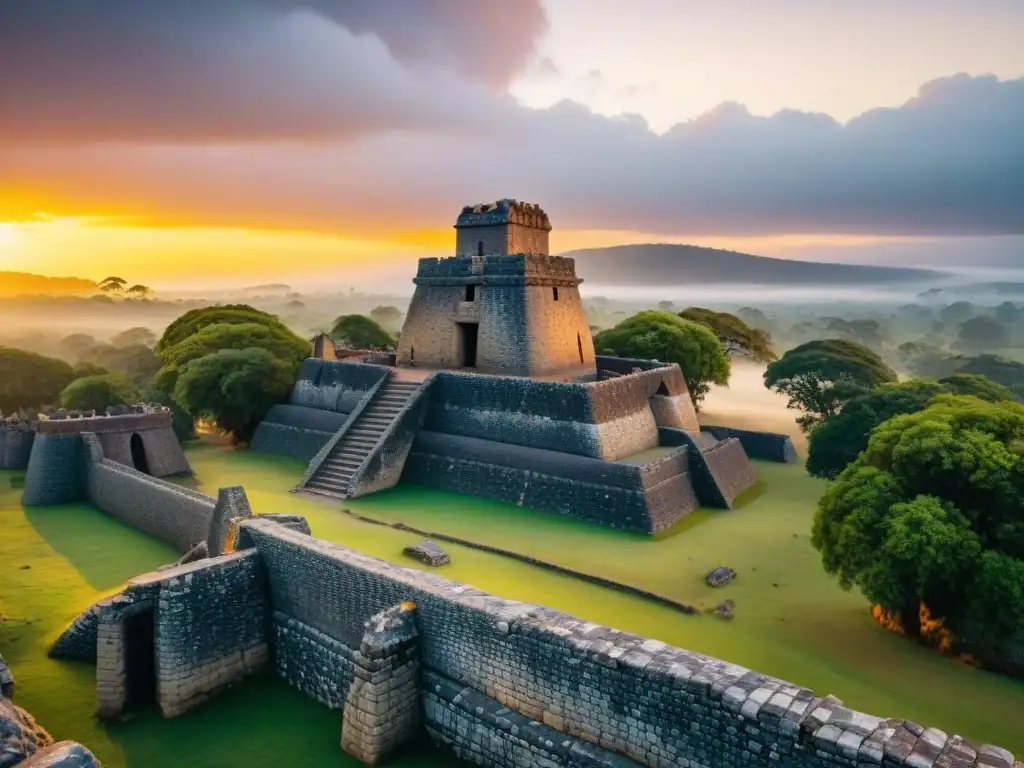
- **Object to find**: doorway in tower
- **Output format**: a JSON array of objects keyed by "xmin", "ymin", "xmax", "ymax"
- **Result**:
[
  {"xmin": 456, "ymin": 322, "xmax": 479, "ymax": 368},
  {"xmin": 123, "ymin": 607, "xmax": 157, "ymax": 710}
]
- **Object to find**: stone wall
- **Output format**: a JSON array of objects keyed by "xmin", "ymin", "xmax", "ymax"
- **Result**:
[
  {"xmin": 697, "ymin": 438, "xmax": 759, "ymax": 508},
  {"xmin": 0, "ymin": 420, "xmax": 35, "ymax": 470},
  {"xmin": 95, "ymin": 551, "xmax": 268, "ymax": 720},
  {"xmin": 701, "ymin": 425, "xmax": 799, "ymax": 463},
  {"xmin": 235, "ymin": 520, "xmax": 1021, "ymax": 768},
  {"xmin": 402, "ymin": 431, "xmax": 699, "ymax": 533},
  {"xmin": 21, "ymin": 434, "xmax": 83, "ymax": 506},
  {"xmin": 251, "ymin": 359, "xmax": 389, "ymax": 461}
]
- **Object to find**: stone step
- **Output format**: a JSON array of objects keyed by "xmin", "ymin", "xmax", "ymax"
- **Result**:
[{"xmin": 323, "ymin": 456, "xmax": 364, "ymax": 470}]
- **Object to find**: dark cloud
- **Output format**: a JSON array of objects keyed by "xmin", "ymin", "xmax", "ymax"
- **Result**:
[
  {"xmin": 0, "ymin": 0, "xmax": 544, "ymax": 143},
  {"xmin": 0, "ymin": 0, "xmax": 1020, "ymax": 238}
]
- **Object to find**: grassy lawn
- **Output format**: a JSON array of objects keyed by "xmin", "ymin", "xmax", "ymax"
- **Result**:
[
  {"xmin": 0, "ymin": 470, "xmax": 456, "ymax": 768},
  {"xmin": 4, "ymin": 435, "xmax": 1024, "ymax": 765},
  {"xmin": 185, "ymin": 441, "xmax": 1024, "ymax": 754}
]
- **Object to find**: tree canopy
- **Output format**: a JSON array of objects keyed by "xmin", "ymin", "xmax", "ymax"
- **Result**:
[
  {"xmin": 593, "ymin": 310, "xmax": 730, "ymax": 406},
  {"xmin": 0, "ymin": 347, "xmax": 75, "ymax": 414},
  {"xmin": 59, "ymin": 373, "xmax": 138, "ymax": 413},
  {"xmin": 172, "ymin": 348, "xmax": 295, "ymax": 443},
  {"xmin": 954, "ymin": 317, "xmax": 1010, "ymax": 352},
  {"xmin": 939, "ymin": 373, "xmax": 1018, "ymax": 402},
  {"xmin": 812, "ymin": 396, "xmax": 1024, "ymax": 652},
  {"xmin": 763, "ymin": 339, "xmax": 897, "ymax": 432},
  {"xmin": 330, "ymin": 314, "xmax": 395, "ymax": 350},
  {"xmin": 111, "ymin": 326, "xmax": 157, "ymax": 348},
  {"xmin": 805, "ymin": 379, "xmax": 948, "ymax": 479},
  {"xmin": 155, "ymin": 304, "xmax": 289, "ymax": 353},
  {"xmin": 678, "ymin": 307, "xmax": 777, "ymax": 362},
  {"xmin": 955, "ymin": 354, "xmax": 1024, "ymax": 398},
  {"xmin": 369, "ymin": 305, "xmax": 403, "ymax": 328},
  {"xmin": 90, "ymin": 343, "xmax": 161, "ymax": 386}
]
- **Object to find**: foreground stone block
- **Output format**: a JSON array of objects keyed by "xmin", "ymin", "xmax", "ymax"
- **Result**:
[
  {"xmin": 341, "ymin": 602, "xmax": 421, "ymax": 765},
  {"xmin": 0, "ymin": 697, "xmax": 54, "ymax": 764},
  {"xmin": 402, "ymin": 540, "xmax": 450, "ymax": 567},
  {"xmin": 19, "ymin": 741, "xmax": 100, "ymax": 767}
]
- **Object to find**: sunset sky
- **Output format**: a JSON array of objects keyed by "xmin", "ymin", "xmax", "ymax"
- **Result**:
[{"xmin": 1, "ymin": 0, "xmax": 1022, "ymax": 290}]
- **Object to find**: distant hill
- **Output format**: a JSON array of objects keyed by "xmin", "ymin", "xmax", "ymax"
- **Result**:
[
  {"xmin": 559, "ymin": 244, "xmax": 944, "ymax": 286},
  {"xmin": 238, "ymin": 284, "xmax": 292, "ymax": 294},
  {"xmin": 0, "ymin": 271, "xmax": 96, "ymax": 297}
]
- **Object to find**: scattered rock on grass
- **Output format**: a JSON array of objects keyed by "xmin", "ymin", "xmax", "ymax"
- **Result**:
[
  {"xmin": 705, "ymin": 566, "xmax": 736, "ymax": 588},
  {"xmin": 714, "ymin": 600, "xmax": 735, "ymax": 620},
  {"xmin": 403, "ymin": 540, "xmax": 450, "ymax": 567}
]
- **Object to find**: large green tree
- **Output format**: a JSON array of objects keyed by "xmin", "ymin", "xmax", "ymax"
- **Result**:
[
  {"xmin": 59, "ymin": 373, "xmax": 138, "ymax": 413},
  {"xmin": 330, "ymin": 314, "xmax": 395, "ymax": 350},
  {"xmin": 111, "ymin": 326, "xmax": 157, "ymax": 348},
  {"xmin": 955, "ymin": 354, "xmax": 1024, "ymax": 398},
  {"xmin": 172, "ymin": 348, "xmax": 295, "ymax": 443},
  {"xmin": 90, "ymin": 343, "xmax": 161, "ymax": 386},
  {"xmin": 954, "ymin": 317, "xmax": 1010, "ymax": 352},
  {"xmin": 0, "ymin": 347, "xmax": 75, "ymax": 414},
  {"xmin": 678, "ymin": 307, "xmax": 777, "ymax": 362},
  {"xmin": 156, "ymin": 304, "xmax": 291, "ymax": 353},
  {"xmin": 805, "ymin": 374, "xmax": 1016, "ymax": 479},
  {"xmin": 763, "ymin": 339, "xmax": 896, "ymax": 432},
  {"xmin": 593, "ymin": 310, "xmax": 729, "ymax": 407},
  {"xmin": 812, "ymin": 396, "xmax": 1024, "ymax": 650},
  {"xmin": 369, "ymin": 305, "xmax": 403, "ymax": 329},
  {"xmin": 805, "ymin": 379, "xmax": 948, "ymax": 479}
]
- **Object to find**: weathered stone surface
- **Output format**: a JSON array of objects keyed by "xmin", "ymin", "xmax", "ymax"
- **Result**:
[
  {"xmin": 0, "ymin": 697, "xmax": 54, "ymax": 766},
  {"xmin": 0, "ymin": 653, "xmax": 12, "ymax": 698},
  {"xmin": 402, "ymin": 540, "xmax": 450, "ymax": 567},
  {"xmin": 706, "ymin": 566, "xmax": 737, "ymax": 587},
  {"xmin": 257, "ymin": 514, "xmax": 312, "ymax": 536},
  {"xmin": 18, "ymin": 741, "xmax": 100, "ymax": 767}
]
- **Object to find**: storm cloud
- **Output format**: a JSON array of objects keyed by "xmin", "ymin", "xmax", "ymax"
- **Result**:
[{"xmin": 0, "ymin": 1, "xmax": 1021, "ymax": 237}]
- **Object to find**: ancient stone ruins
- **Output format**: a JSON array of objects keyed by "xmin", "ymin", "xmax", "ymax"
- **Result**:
[{"xmin": 5, "ymin": 201, "xmax": 1019, "ymax": 768}]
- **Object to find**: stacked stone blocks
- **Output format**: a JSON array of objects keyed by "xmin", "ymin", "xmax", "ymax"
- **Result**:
[
  {"xmin": 0, "ymin": 417, "xmax": 35, "ymax": 470},
  {"xmin": 94, "ymin": 550, "xmax": 268, "ymax": 721},
  {"xmin": 235, "ymin": 520, "xmax": 1020, "ymax": 768},
  {"xmin": 340, "ymin": 602, "xmax": 422, "ymax": 764}
]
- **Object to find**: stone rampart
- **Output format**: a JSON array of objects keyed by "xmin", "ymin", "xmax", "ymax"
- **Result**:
[
  {"xmin": 251, "ymin": 359, "xmax": 389, "ymax": 461},
  {"xmin": 402, "ymin": 431, "xmax": 699, "ymax": 533},
  {"xmin": 0, "ymin": 419, "xmax": 35, "ymax": 470},
  {"xmin": 21, "ymin": 433, "xmax": 84, "ymax": 505},
  {"xmin": 232, "ymin": 520, "xmax": 1020, "ymax": 768},
  {"xmin": 701, "ymin": 425, "xmax": 799, "ymax": 463}
]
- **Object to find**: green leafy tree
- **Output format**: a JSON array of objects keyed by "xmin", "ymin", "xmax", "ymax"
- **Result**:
[
  {"xmin": 172, "ymin": 348, "xmax": 295, "ymax": 443},
  {"xmin": 939, "ymin": 301, "xmax": 977, "ymax": 326},
  {"xmin": 0, "ymin": 347, "xmax": 76, "ymax": 414},
  {"xmin": 59, "ymin": 373, "xmax": 138, "ymax": 412},
  {"xmin": 954, "ymin": 317, "xmax": 1010, "ymax": 352},
  {"xmin": 125, "ymin": 284, "xmax": 152, "ymax": 299},
  {"xmin": 763, "ymin": 339, "xmax": 897, "ymax": 432},
  {"xmin": 955, "ymin": 354, "xmax": 1024, "ymax": 397},
  {"xmin": 678, "ymin": 307, "xmax": 777, "ymax": 362},
  {"xmin": 154, "ymin": 321, "xmax": 308, "ymax": 401},
  {"xmin": 91, "ymin": 343, "xmax": 161, "ymax": 386},
  {"xmin": 369, "ymin": 305, "xmax": 403, "ymax": 329},
  {"xmin": 939, "ymin": 373, "xmax": 1018, "ymax": 402},
  {"xmin": 72, "ymin": 361, "xmax": 110, "ymax": 378},
  {"xmin": 156, "ymin": 304, "xmax": 291, "ymax": 353},
  {"xmin": 826, "ymin": 318, "xmax": 889, "ymax": 350},
  {"xmin": 59, "ymin": 333, "xmax": 98, "ymax": 359},
  {"xmin": 330, "ymin": 314, "xmax": 395, "ymax": 350},
  {"xmin": 111, "ymin": 326, "xmax": 157, "ymax": 348},
  {"xmin": 593, "ymin": 311, "xmax": 729, "ymax": 407},
  {"xmin": 812, "ymin": 396, "xmax": 1024, "ymax": 646},
  {"xmin": 656, "ymin": 300, "xmax": 675, "ymax": 311},
  {"xmin": 805, "ymin": 379, "xmax": 948, "ymax": 479}
]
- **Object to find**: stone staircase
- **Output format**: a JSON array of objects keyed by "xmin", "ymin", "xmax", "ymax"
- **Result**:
[{"xmin": 302, "ymin": 377, "xmax": 421, "ymax": 499}]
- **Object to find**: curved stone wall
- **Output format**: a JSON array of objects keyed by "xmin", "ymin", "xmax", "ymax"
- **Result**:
[
  {"xmin": 21, "ymin": 434, "xmax": 83, "ymax": 505},
  {"xmin": 0, "ymin": 421, "xmax": 35, "ymax": 470}
]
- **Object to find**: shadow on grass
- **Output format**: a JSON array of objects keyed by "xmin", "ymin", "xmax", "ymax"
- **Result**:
[
  {"xmin": 24, "ymin": 503, "xmax": 177, "ymax": 592},
  {"xmin": 105, "ymin": 673, "xmax": 459, "ymax": 768}
]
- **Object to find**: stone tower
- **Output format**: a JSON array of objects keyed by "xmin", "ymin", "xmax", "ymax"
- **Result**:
[{"xmin": 396, "ymin": 200, "xmax": 596, "ymax": 379}]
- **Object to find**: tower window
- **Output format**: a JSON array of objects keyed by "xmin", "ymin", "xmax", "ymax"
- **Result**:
[
  {"xmin": 477, "ymin": 240, "xmax": 484, "ymax": 257},
  {"xmin": 552, "ymin": 286, "xmax": 559, "ymax": 301},
  {"xmin": 465, "ymin": 284, "xmax": 476, "ymax": 302}
]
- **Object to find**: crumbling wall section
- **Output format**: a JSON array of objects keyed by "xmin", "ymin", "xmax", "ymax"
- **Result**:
[{"xmin": 701, "ymin": 425, "xmax": 799, "ymax": 463}]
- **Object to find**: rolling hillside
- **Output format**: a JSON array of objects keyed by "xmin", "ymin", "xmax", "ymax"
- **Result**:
[
  {"xmin": 0, "ymin": 271, "xmax": 97, "ymax": 297},
  {"xmin": 560, "ymin": 244, "xmax": 945, "ymax": 286}
]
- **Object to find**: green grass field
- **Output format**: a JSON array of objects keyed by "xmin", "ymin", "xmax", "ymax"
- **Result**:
[{"xmin": 3, "ymin": 438, "xmax": 1024, "ymax": 767}]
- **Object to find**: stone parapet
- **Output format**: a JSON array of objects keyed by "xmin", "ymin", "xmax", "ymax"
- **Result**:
[
  {"xmin": 341, "ymin": 602, "xmax": 422, "ymax": 765},
  {"xmin": 36, "ymin": 410, "xmax": 172, "ymax": 435}
]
